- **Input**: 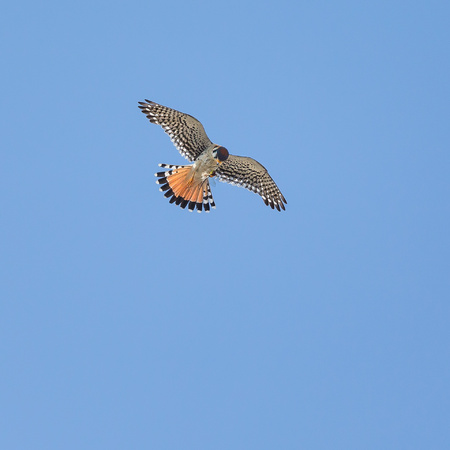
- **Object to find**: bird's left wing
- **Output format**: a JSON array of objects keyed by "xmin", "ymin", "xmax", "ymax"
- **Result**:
[
  {"xmin": 138, "ymin": 100, "xmax": 212, "ymax": 162},
  {"xmin": 215, "ymin": 155, "xmax": 287, "ymax": 211}
]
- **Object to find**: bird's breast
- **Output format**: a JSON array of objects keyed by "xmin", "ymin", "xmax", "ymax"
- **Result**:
[{"xmin": 194, "ymin": 150, "xmax": 219, "ymax": 181}]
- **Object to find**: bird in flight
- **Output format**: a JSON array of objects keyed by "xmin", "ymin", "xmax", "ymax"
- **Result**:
[{"xmin": 138, "ymin": 100, "xmax": 287, "ymax": 212}]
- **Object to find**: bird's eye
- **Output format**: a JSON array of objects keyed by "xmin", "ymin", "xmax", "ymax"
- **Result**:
[{"xmin": 216, "ymin": 146, "xmax": 229, "ymax": 162}]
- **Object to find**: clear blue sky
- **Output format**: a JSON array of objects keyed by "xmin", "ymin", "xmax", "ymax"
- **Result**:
[{"xmin": 1, "ymin": 1, "xmax": 449, "ymax": 449}]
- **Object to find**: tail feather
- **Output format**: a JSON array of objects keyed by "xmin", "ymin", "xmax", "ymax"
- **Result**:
[
  {"xmin": 154, "ymin": 164, "xmax": 216, "ymax": 212},
  {"xmin": 164, "ymin": 189, "xmax": 174, "ymax": 198},
  {"xmin": 159, "ymin": 182, "xmax": 171, "ymax": 192},
  {"xmin": 196, "ymin": 185, "xmax": 203, "ymax": 205},
  {"xmin": 195, "ymin": 184, "xmax": 204, "ymax": 213},
  {"xmin": 158, "ymin": 163, "xmax": 185, "ymax": 170},
  {"xmin": 177, "ymin": 182, "xmax": 193, "ymax": 201},
  {"xmin": 204, "ymin": 182, "xmax": 216, "ymax": 209}
]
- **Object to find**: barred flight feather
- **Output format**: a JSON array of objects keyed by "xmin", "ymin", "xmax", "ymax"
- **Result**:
[
  {"xmin": 138, "ymin": 100, "xmax": 212, "ymax": 162},
  {"xmin": 215, "ymin": 155, "xmax": 287, "ymax": 211}
]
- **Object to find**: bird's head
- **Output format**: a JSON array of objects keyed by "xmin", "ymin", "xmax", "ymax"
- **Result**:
[{"xmin": 213, "ymin": 146, "xmax": 229, "ymax": 164}]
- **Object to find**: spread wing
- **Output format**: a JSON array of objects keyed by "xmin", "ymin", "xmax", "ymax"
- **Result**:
[
  {"xmin": 215, "ymin": 155, "xmax": 287, "ymax": 211},
  {"xmin": 138, "ymin": 100, "xmax": 212, "ymax": 162}
]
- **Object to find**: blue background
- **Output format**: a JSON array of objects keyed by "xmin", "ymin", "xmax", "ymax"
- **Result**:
[{"xmin": 1, "ymin": 1, "xmax": 449, "ymax": 448}]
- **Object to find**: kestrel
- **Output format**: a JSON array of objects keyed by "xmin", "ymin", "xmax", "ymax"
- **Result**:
[{"xmin": 138, "ymin": 100, "xmax": 287, "ymax": 212}]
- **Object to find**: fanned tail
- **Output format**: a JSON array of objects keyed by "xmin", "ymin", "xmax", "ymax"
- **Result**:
[{"xmin": 155, "ymin": 164, "xmax": 216, "ymax": 213}]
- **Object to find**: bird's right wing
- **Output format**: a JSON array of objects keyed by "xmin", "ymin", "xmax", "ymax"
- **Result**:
[
  {"xmin": 215, "ymin": 155, "xmax": 287, "ymax": 211},
  {"xmin": 138, "ymin": 100, "xmax": 212, "ymax": 162}
]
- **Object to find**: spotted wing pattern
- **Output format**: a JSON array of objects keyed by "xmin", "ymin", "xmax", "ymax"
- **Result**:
[
  {"xmin": 215, "ymin": 155, "xmax": 287, "ymax": 211},
  {"xmin": 138, "ymin": 100, "xmax": 212, "ymax": 162}
]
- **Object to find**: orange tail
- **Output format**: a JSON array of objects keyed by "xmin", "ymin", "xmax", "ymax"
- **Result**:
[{"xmin": 155, "ymin": 164, "xmax": 216, "ymax": 212}]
